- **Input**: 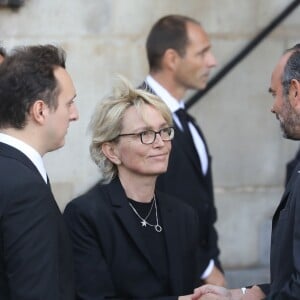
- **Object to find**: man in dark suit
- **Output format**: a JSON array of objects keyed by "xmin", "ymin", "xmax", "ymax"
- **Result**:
[
  {"xmin": 0, "ymin": 45, "xmax": 79, "ymax": 299},
  {"xmin": 141, "ymin": 15, "xmax": 225, "ymax": 286},
  {"xmin": 194, "ymin": 44, "xmax": 300, "ymax": 299}
]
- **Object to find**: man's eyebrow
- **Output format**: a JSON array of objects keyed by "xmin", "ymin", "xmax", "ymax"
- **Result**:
[
  {"xmin": 199, "ymin": 45, "xmax": 211, "ymax": 55},
  {"xmin": 68, "ymin": 94, "xmax": 77, "ymax": 103}
]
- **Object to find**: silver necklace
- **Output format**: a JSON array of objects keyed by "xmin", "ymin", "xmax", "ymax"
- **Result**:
[{"xmin": 129, "ymin": 195, "xmax": 163, "ymax": 233}]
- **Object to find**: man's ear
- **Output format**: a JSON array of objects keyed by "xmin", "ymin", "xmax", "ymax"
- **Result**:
[
  {"xmin": 289, "ymin": 79, "xmax": 300, "ymax": 111},
  {"xmin": 163, "ymin": 48, "xmax": 180, "ymax": 71},
  {"xmin": 29, "ymin": 100, "xmax": 48, "ymax": 124},
  {"xmin": 102, "ymin": 142, "xmax": 121, "ymax": 165}
]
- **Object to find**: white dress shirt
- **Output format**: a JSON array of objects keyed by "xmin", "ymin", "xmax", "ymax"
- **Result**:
[
  {"xmin": 0, "ymin": 133, "xmax": 48, "ymax": 183},
  {"xmin": 145, "ymin": 75, "xmax": 213, "ymax": 279}
]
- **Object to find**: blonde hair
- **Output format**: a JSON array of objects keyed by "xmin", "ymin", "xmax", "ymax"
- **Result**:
[{"xmin": 89, "ymin": 76, "xmax": 173, "ymax": 183}]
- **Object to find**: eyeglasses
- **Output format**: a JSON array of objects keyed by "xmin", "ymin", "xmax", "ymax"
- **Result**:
[{"xmin": 117, "ymin": 127, "xmax": 175, "ymax": 145}]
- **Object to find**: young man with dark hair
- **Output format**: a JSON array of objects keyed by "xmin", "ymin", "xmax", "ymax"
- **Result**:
[{"xmin": 0, "ymin": 44, "xmax": 79, "ymax": 300}]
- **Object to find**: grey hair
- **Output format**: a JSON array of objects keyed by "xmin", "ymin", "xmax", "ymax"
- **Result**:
[
  {"xmin": 282, "ymin": 44, "xmax": 300, "ymax": 98},
  {"xmin": 89, "ymin": 76, "xmax": 173, "ymax": 184}
]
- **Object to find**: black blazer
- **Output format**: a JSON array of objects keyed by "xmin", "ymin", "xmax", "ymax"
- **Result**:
[
  {"xmin": 140, "ymin": 81, "xmax": 221, "ymax": 270},
  {"xmin": 0, "ymin": 142, "xmax": 74, "ymax": 300},
  {"xmin": 260, "ymin": 162, "xmax": 300, "ymax": 299},
  {"xmin": 63, "ymin": 177, "xmax": 208, "ymax": 300},
  {"xmin": 285, "ymin": 146, "xmax": 300, "ymax": 186}
]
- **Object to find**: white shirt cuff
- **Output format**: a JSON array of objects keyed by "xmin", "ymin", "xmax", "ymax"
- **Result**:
[{"xmin": 200, "ymin": 259, "xmax": 214, "ymax": 279}]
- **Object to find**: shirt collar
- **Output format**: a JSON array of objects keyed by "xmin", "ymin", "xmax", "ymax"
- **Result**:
[
  {"xmin": 0, "ymin": 133, "xmax": 48, "ymax": 183},
  {"xmin": 146, "ymin": 75, "xmax": 185, "ymax": 113}
]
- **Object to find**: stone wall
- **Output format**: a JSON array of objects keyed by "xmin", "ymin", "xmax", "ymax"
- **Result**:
[{"xmin": 1, "ymin": 0, "xmax": 299, "ymax": 286}]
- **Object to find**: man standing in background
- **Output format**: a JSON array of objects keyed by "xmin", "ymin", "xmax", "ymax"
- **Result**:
[
  {"xmin": 0, "ymin": 44, "xmax": 79, "ymax": 299},
  {"xmin": 141, "ymin": 14, "xmax": 225, "ymax": 286}
]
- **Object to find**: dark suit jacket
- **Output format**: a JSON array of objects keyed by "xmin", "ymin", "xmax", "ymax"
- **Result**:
[
  {"xmin": 140, "ymin": 81, "xmax": 221, "ymax": 270},
  {"xmin": 285, "ymin": 146, "xmax": 300, "ymax": 187},
  {"xmin": 63, "ymin": 177, "xmax": 208, "ymax": 300},
  {"xmin": 259, "ymin": 162, "xmax": 300, "ymax": 299},
  {"xmin": 0, "ymin": 142, "xmax": 75, "ymax": 300}
]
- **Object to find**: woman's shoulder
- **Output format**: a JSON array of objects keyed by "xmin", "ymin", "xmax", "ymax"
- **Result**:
[{"xmin": 64, "ymin": 181, "xmax": 109, "ymax": 213}]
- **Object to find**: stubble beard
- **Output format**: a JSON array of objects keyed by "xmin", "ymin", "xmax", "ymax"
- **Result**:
[{"xmin": 280, "ymin": 101, "xmax": 300, "ymax": 140}]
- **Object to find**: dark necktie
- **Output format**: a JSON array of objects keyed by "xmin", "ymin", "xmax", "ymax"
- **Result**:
[{"xmin": 175, "ymin": 108, "xmax": 194, "ymax": 144}]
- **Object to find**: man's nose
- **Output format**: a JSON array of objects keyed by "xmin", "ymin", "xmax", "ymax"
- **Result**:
[
  {"xmin": 70, "ymin": 104, "xmax": 79, "ymax": 121},
  {"xmin": 207, "ymin": 51, "xmax": 217, "ymax": 68}
]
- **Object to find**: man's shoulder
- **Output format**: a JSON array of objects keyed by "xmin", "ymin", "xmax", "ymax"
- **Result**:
[{"xmin": 0, "ymin": 157, "xmax": 43, "ymax": 186}]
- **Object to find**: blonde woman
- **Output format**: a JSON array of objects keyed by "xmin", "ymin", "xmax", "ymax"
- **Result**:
[{"xmin": 64, "ymin": 78, "xmax": 207, "ymax": 300}]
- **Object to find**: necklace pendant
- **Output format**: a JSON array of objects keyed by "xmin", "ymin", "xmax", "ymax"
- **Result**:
[
  {"xmin": 141, "ymin": 220, "xmax": 147, "ymax": 227},
  {"xmin": 155, "ymin": 224, "xmax": 162, "ymax": 232}
]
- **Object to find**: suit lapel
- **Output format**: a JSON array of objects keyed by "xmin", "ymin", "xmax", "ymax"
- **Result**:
[
  {"xmin": 157, "ymin": 191, "xmax": 184, "ymax": 294},
  {"xmin": 188, "ymin": 114, "xmax": 210, "ymax": 155},
  {"xmin": 173, "ymin": 122, "xmax": 204, "ymax": 178},
  {"xmin": 106, "ymin": 178, "xmax": 162, "ymax": 277},
  {"xmin": 187, "ymin": 113, "xmax": 211, "ymax": 167}
]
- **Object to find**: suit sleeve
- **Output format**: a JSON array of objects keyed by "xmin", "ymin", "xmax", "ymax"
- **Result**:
[
  {"xmin": 208, "ymin": 200, "xmax": 223, "ymax": 272},
  {"xmin": 2, "ymin": 182, "xmax": 63, "ymax": 299},
  {"xmin": 192, "ymin": 208, "xmax": 215, "ymax": 281}
]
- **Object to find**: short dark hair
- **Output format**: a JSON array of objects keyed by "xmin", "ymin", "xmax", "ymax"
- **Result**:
[
  {"xmin": 146, "ymin": 15, "xmax": 201, "ymax": 72},
  {"xmin": 0, "ymin": 44, "xmax": 66, "ymax": 129},
  {"xmin": 282, "ymin": 44, "xmax": 300, "ymax": 98}
]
